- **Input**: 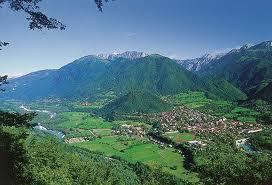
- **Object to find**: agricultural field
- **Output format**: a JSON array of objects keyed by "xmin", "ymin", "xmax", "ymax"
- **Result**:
[
  {"xmin": 92, "ymin": 129, "xmax": 112, "ymax": 137},
  {"xmin": 162, "ymin": 131, "xmax": 196, "ymax": 143},
  {"xmin": 165, "ymin": 91, "xmax": 211, "ymax": 108},
  {"xmin": 73, "ymin": 135, "xmax": 199, "ymax": 182},
  {"xmin": 224, "ymin": 107, "xmax": 260, "ymax": 123},
  {"xmin": 52, "ymin": 112, "xmax": 112, "ymax": 130},
  {"xmin": 41, "ymin": 112, "xmax": 113, "ymax": 138}
]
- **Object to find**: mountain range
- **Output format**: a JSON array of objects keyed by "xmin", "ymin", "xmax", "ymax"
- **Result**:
[
  {"xmin": 2, "ymin": 41, "xmax": 272, "ymax": 104},
  {"xmin": 176, "ymin": 53, "xmax": 224, "ymax": 72}
]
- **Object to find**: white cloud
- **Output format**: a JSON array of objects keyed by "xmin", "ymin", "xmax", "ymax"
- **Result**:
[{"xmin": 126, "ymin": 32, "xmax": 137, "ymax": 37}]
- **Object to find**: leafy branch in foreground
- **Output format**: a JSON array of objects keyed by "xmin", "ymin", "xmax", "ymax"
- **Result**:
[
  {"xmin": 0, "ymin": 0, "xmax": 112, "ymax": 50},
  {"xmin": 0, "ymin": 75, "xmax": 8, "ymax": 91},
  {"xmin": 0, "ymin": 41, "xmax": 9, "ymax": 50},
  {"xmin": 1, "ymin": 0, "xmax": 66, "ymax": 30},
  {"xmin": 0, "ymin": 111, "xmax": 37, "ymax": 128}
]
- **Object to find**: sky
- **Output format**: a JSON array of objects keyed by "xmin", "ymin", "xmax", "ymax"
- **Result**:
[{"xmin": 1, "ymin": 0, "xmax": 272, "ymax": 76}]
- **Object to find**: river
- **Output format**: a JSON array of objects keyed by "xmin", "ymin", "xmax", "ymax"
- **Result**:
[
  {"xmin": 19, "ymin": 105, "xmax": 65, "ymax": 139},
  {"xmin": 20, "ymin": 105, "xmax": 57, "ymax": 119}
]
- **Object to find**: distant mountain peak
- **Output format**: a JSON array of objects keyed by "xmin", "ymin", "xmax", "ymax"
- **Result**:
[
  {"xmin": 251, "ymin": 41, "xmax": 272, "ymax": 50},
  {"xmin": 98, "ymin": 51, "xmax": 148, "ymax": 60},
  {"xmin": 240, "ymin": 44, "xmax": 252, "ymax": 50},
  {"xmin": 176, "ymin": 53, "xmax": 224, "ymax": 72}
]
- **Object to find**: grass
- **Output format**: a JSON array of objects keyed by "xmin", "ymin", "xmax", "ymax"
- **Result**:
[
  {"xmin": 53, "ymin": 112, "xmax": 112, "ymax": 130},
  {"xmin": 224, "ymin": 107, "xmax": 260, "ymax": 123},
  {"xmin": 73, "ymin": 135, "xmax": 199, "ymax": 182},
  {"xmin": 163, "ymin": 132, "xmax": 195, "ymax": 143},
  {"xmin": 41, "ymin": 112, "xmax": 113, "ymax": 138},
  {"xmin": 166, "ymin": 91, "xmax": 211, "ymax": 108}
]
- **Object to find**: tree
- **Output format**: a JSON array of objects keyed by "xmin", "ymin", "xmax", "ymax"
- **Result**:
[
  {"xmin": 195, "ymin": 135, "xmax": 272, "ymax": 184},
  {"xmin": 0, "ymin": 0, "xmax": 111, "ymax": 50},
  {"xmin": 0, "ymin": 126, "xmax": 31, "ymax": 185},
  {"xmin": 0, "ymin": 75, "xmax": 8, "ymax": 91},
  {"xmin": 0, "ymin": 74, "xmax": 36, "ymax": 128},
  {"xmin": 0, "ymin": 111, "xmax": 36, "ymax": 127},
  {"xmin": 0, "ymin": 41, "xmax": 9, "ymax": 50}
]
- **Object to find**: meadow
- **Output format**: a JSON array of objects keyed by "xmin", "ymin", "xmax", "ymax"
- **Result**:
[
  {"xmin": 73, "ymin": 135, "xmax": 199, "ymax": 182},
  {"xmin": 162, "ymin": 132, "xmax": 196, "ymax": 143}
]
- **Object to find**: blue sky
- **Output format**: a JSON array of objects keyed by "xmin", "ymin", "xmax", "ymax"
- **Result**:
[{"xmin": 1, "ymin": 0, "xmax": 272, "ymax": 76}]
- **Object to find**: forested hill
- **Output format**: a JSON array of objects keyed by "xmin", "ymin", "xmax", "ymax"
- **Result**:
[
  {"xmin": 2, "ymin": 54, "xmax": 245, "ymax": 102},
  {"xmin": 197, "ymin": 41, "xmax": 272, "ymax": 100},
  {"xmin": 100, "ymin": 90, "xmax": 173, "ymax": 119}
]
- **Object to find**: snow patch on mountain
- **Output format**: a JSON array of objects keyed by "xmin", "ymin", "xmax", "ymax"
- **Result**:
[
  {"xmin": 98, "ymin": 51, "xmax": 148, "ymax": 60},
  {"xmin": 176, "ymin": 53, "xmax": 224, "ymax": 72}
]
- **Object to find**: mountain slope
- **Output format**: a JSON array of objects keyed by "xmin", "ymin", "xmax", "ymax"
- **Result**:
[
  {"xmin": 85, "ymin": 55, "xmax": 246, "ymax": 101},
  {"xmin": 254, "ymin": 82, "xmax": 272, "ymax": 102},
  {"xmin": 100, "ymin": 90, "xmax": 172, "ymax": 117},
  {"xmin": 198, "ymin": 41, "xmax": 272, "ymax": 99},
  {"xmin": 177, "ymin": 53, "xmax": 223, "ymax": 72},
  {"xmin": 3, "ymin": 70, "xmax": 57, "ymax": 100},
  {"xmin": 2, "ymin": 53, "xmax": 246, "ymax": 101},
  {"xmin": 2, "ymin": 56, "xmax": 109, "ymax": 100}
]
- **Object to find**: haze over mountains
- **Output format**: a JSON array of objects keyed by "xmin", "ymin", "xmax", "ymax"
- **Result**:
[{"xmin": 2, "ymin": 41, "xmax": 272, "ymax": 104}]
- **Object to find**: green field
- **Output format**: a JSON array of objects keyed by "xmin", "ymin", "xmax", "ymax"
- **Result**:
[
  {"xmin": 163, "ymin": 132, "xmax": 195, "ymax": 143},
  {"xmin": 73, "ymin": 135, "xmax": 199, "ymax": 182},
  {"xmin": 53, "ymin": 112, "xmax": 112, "ymax": 130},
  {"xmin": 42, "ymin": 112, "xmax": 113, "ymax": 138},
  {"xmin": 92, "ymin": 129, "xmax": 112, "ymax": 136},
  {"xmin": 166, "ymin": 91, "xmax": 211, "ymax": 108},
  {"xmin": 224, "ymin": 107, "xmax": 260, "ymax": 123}
]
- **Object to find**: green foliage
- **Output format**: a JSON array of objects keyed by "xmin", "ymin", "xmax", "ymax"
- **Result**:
[
  {"xmin": 73, "ymin": 135, "xmax": 199, "ymax": 182},
  {"xmin": 249, "ymin": 129, "xmax": 272, "ymax": 152},
  {"xmin": 26, "ymin": 136, "xmax": 141, "ymax": 185},
  {"xmin": 199, "ymin": 42, "xmax": 272, "ymax": 101},
  {"xmin": 195, "ymin": 135, "xmax": 272, "ymax": 185},
  {"xmin": 48, "ymin": 112, "xmax": 112, "ymax": 138},
  {"xmin": 0, "ymin": 111, "xmax": 36, "ymax": 127},
  {"xmin": 130, "ymin": 162, "xmax": 186, "ymax": 185},
  {"xmin": 5, "ymin": 55, "xmax": 246, "ymax": 102},
  {"xmin": 242, "ymin": 99, "xmax": 272, "ymax": 125},
  {"xmin": 100, "ymin": 90, "xmax": 173, "ymax": 120},
  {"xmin": 224, "ymin": 107, "xmax": 259, "ymax": 123},
  {"xmin": 0, "ymin": 126, "xmax": 31, "ymax": 185},
  {"xmin": 254, "ymin": 82, "xmax": 272, "ymax": 102}
]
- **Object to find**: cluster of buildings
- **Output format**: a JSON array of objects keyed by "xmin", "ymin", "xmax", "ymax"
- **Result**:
[
  {"xmin": 152, "ymin": 106, "xmax": 263, "ymax": 136},
  {"xmin": 112, "ymin": 124, "xmax": 148, "ymax": 138},
  {"xmin": 65, "ymin": 137, "xmax": 88, "ymax": 144}
]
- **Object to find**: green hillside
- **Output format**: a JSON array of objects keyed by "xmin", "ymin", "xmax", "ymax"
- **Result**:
[
  {"xmin": 199, "ymin": 41, "xmax": 272, "ymax": 100},
  {"xmin": 100, "ymin": 90, "xmax": 172, "ymax": 118},
  {"xmin": 254, "ymin": 82, "xmax": 272, "ymax": 102},
  {"xmin": 84, "ymin": 55, "xmax": 246, "ymax": 101},
  {"xmin": 95, "ymin": 55, "xmax": 202, "ymax": 95},
  {"xmin": 5, "ymin": 54, "xmax": 246, "ymax": 102},
  {"xmin": 1, "ymin": 126, "xmax": 184, "ymax": 185}
]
